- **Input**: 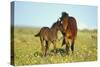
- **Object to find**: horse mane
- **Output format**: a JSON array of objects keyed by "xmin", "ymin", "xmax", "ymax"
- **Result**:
[
  {"xmin": 51, "ymin": 20, "xmax": 60, "ymax": 29},
  {"xmin": 51, "ymin": 22, "xmax": 57, "ymax": 28}
]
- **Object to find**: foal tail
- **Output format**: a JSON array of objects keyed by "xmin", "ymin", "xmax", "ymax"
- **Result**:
[{"xmin": 35, "ymin": 32, "xmax": 40, "ymax": 37}]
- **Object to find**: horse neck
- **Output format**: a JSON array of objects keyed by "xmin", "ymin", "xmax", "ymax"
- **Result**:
[
  {"xmin": 62, "ymin": 20, "xmax": 68, "ymax": 32},
  {"xmin": 50, "ymin": 26, "xmax": 58, "ymax": 35}
]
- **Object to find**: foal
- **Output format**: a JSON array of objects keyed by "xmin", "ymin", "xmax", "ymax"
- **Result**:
[{"xmin": 35, "ymin": 20, "xmax": 63, "ymax": 56}]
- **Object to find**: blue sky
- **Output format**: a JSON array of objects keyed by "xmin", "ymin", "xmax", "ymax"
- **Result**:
[{"xmin": 13, "ymin": 1, "xmax": 97, "ymax": 29}]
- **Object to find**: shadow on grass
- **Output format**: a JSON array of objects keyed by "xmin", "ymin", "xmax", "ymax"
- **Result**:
[{"xmin": 33, "ymin": 48, "xmax": 67, "ymax": 57}]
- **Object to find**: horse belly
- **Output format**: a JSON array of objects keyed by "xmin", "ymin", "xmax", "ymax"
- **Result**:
[{"xmin": 49, "ymin": 32, "xmax": 56, "ymax": 42}]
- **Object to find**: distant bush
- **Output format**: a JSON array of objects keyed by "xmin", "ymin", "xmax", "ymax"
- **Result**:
[{"xmin": 78, "ymin": 29, "xmax": 97, "ymax": 33}]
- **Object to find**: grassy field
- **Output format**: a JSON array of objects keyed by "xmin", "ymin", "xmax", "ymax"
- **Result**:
[{"xmin": 11, "ymin": 27, "xmax": 97, "ymax": 66}]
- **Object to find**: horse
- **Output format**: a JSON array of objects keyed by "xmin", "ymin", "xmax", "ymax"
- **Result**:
[
  {"xmin": 35, "ymin": 20, "xmax": 63, "ymax": 56},
  {"xmin": 60, "ymin": 12, "xmax": 77, "ymax": 55}
]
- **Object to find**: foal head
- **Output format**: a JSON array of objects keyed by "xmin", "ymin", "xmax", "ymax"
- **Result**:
[{"xmin": 51, "ymin": 19, "xmax": 63, "ymax": 33}]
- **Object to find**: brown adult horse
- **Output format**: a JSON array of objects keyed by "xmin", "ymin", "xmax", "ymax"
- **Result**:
[
  {"xmin": 60, "ymin": 12, "xmax": 77, "ymax": 55},
  {"xmin": 35, "ymin": 20, "xmax": 63, "ymax": 56}
]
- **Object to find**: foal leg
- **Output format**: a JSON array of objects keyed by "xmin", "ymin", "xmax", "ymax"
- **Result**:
[
  {"xmin": 44, "ymin": 41, "xmax": 49, "ymax": 56},
  {"xmin": 62, "ymin": 38, "xmax": 66, "ymax": 46},
  {"xmin": 52, "ymin": 41, "xmax": 57, "ymax": 55},
  {"xmin": 40, "ymin": 38, "xmax": 45, "ymax": 56}
]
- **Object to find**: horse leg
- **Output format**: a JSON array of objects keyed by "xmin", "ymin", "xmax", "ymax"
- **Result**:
[
  {"xmin": 40, "ymin": 38, "xmax": 45, "ymax": 56},
  {"xmin": 52, "ymin": 41, "xmax": 57, "ymax": 55},
  {"xmin": 44, "ymin": 41, "xmax": 49, "ymax": 56},
  {"xmin": 65, "ymin": 37, "xmax": 69, "ymax": 55},
  {"xmin": 62, "ymin": 38, "xmax": 66, "ymax": 46},
  {"xmin": 65, "ymin": 43, "xmax": 69, "ymax": 55},
  {"xmin": 71, "ymin": 40, "xmax": 74, "ymax": 54}
]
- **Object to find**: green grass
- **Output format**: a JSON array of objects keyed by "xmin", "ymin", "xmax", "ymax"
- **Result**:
[{"xmin": 11, "ymin": 27, "xmax": 97, "ymax": 66}]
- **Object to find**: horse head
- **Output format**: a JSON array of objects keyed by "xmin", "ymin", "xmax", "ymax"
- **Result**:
[{"xmin": 60, "ymin": 12, "xmax": 69, "ymax": 33}]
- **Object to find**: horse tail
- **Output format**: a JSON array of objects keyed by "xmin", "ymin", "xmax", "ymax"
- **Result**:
[{"xmin": 35, "ymin": 32, "xmax": 40, "ymax": 37}]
